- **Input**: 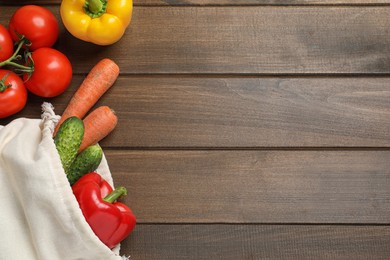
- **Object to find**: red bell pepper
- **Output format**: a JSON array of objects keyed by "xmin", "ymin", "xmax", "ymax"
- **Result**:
[{"xmin": 72, "ymin": 172, "xmax": 136, "ymax": 249}]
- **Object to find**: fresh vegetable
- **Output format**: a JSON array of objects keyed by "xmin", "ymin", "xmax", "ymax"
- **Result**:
[
  {"xmin": 54, "ymin": 116, "xmax": 84, "ymax": 174},
  {"xmin": 79, "ymin": 106, "xmax": 118, "ymax": 152},
  {"xmin": 60, "ymin": 0, "xmax": 132, "ymax": 45},
  {"xmin": 23, "ymin": 47, "xmax": 72, "ymax": 97},
  {"xmin": 8, "ymin": 5, "xmax": 59, "ymax": 51},
  {"xmin": 0, "ymin": 24, "xmax": 14, "ymax": 62},
  {"xmin": 0, "ymin": 70, "xmax": 27, "ymax": 118},
  {"xmin": 0, "ymin": 5, "xmax": 72, "ymax": 118},
  {"xmin": 72, "ymin": 172, "xmax": 136, "ymax": 249},
  {"xmin": 54, "ymin": 58, "xmax": 119, "ymax": 135},
  {"xmin": 67, "ymin": 144, "xmax": 103, "ymax": 185},
  {"xmin": 0, "ymin": 45, "xmax": 72, "ymax": 99}
]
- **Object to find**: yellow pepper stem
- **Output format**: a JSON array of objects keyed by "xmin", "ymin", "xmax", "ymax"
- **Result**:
[{"xmin": 84, "ymin": 0, "xmax": 107, "ymax": 18}]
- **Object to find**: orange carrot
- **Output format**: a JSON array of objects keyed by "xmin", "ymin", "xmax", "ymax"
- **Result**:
[
  {"xmin": 54, "ymin": 58, "xmax": 119, "ymax": 135},
  {"xmin": 79, "ymin": 106, "xmax": 118, "ymax": 152}
]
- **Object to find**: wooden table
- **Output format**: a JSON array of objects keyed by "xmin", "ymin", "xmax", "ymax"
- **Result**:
[{"xmin": 1, "ymin": 1, "xmax": 390, "ymax": 259}]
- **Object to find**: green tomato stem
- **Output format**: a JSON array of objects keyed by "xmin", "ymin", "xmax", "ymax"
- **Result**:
[
  {"xmin": 0, "ymin": 72, "xmax": 12, "ymax": 92},
  {"xmin": 0, "ymin": 37, "xmax": 33, "ymax": 72},
  {"xmin": 4, "ymin": 61, "xmax": 32, "ymax": 72}
]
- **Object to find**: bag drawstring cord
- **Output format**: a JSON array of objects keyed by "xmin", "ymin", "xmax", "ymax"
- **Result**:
[{"xmin": 40, "ymin": 102, "xmax": 61, "ymax": 135}]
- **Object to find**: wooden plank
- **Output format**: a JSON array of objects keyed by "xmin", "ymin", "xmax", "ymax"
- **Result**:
[
  {"xmin": 49, "ymin": 6, "xmax": 390, "ymax": 74},
  {"xmin": 2, "ymin": 6, "xmax": 390, "ymax": 74},
  {"xmin": 107, "ymin": 150, "xmax": 390, "ymax": 223},
  {"xmin": 121, "ymin": 224, "xmax": 390, "ymax": 259},
  {"xmin": 3, "ymin": 0, "xmax": 390, "ymax": 6},
  {"xmin": 1, "ymin": 76, "xmax": 389, "ymax": 147},
  {"xmin": 140, "ymin": 0, "xmax": 390, "ymax": 5}
]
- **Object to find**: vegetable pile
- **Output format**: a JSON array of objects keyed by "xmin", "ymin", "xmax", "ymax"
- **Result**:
[
  {"xmin": 0, "ymin": 1, "xmax": 133, "ymax": 119},
  {"xmin": 0, "ymin": 5, "xmax": 72, "ymax": 118},
  {"xmin": 53, "ymin": 58, "xmax": 136, "ymax": 249},
  {"xmin": 1, "ymin": 3, "xmax": 136, "ymax": 250}
]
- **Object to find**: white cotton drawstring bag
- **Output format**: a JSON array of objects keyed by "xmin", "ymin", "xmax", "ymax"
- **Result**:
[{"xmin": 0, "ymin": 103, "xmax": 128, "ymax": 260}]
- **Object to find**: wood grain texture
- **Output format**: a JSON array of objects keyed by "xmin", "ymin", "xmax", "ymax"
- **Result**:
[
  {"xmin": 2, "ymin": 6, "xmax": 390, "ymax": 74},
  {"xmin": 58, "ymin": 6, "xmax": 390, "ymax": 74},
  {"xmin": 106, "ymin": 150, "xmax": 390, "ymax": 223},
  {"xmin": 3, "ymin": 0, "xmax": 390, "ymax": 6},
  {"xmin": 1, "ymin": 76, "xmax": 389, "ymax": 147},
  {"xmin": 0, "ymin": 2, "xmax": 389, "ymax": 259},
  {"xmin": 143, "ymin": 0, "xmax": 390, "ymax": 5},
  {"xmin": 122, "ymin": 224, "xmax": 390, "ymax": 259}
]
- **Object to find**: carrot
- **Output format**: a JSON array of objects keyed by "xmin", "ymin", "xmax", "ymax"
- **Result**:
[
  {"xmin": 54, "ymin": 58, "xmax": 119, "ymax": 135},
  {"xmin": 79, "ymin": 106, "xmax": 118, "ymax": 152}
]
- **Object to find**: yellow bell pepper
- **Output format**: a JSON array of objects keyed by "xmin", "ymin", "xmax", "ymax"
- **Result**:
[{"xmin": 60, "ymin": 0, "xmax": 132, "ymax": 45}]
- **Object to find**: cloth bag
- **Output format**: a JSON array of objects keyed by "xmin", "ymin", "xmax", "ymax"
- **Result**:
[{"xmin": 0, "ymin": 103, "xmax": 127, "ymax": 260}]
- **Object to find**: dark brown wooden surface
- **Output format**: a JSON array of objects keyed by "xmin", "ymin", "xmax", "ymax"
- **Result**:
[
  {"xmin": 8, "ymin": 76, "xmax": 388, "ymax": 148},
  {"xmin": 1, "ymin": 1, "xmax": 389, "ymax": 259},
  {"xmin": 109, "ymin": 150, "xmax": 390, "ymax": 223},
  {"xmin": 124, "ymin": 225, "xmax": 390, "ymax": 260},
  {"xmin": 44, "ymin": 6, "xmax": 390, "ymax": 74},
  {"xmin": 3, "ymin": 0, "xmax": 390, "ymax": 5},
  {"xmin": 4, "ymin": 6, "xmax": 390, "ymax": 75}
]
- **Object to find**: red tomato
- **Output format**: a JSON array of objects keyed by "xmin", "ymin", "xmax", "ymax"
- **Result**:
[
  {"xmin": 23, "ymin": 48, "xmax": 72, "ymax": 97},
  {"xmin": 0, "ymin": 24, "xmax": 14, "ymax": 62},
  {"xmin": 0, "ymin": 70, "xmax": 27, "ymax": 118},
  {"xmin": 8, "ymin": 5, "xmax": 59, "ymax": 51}
]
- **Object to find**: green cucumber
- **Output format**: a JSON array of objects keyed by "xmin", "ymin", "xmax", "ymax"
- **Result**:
[
  {"xmin": 54, "ymin": 116, "xmax": 84, "ymax": 174},
  {"xmin": 67, "ymin": 144, "xmax": 103, "ymax": 185}
]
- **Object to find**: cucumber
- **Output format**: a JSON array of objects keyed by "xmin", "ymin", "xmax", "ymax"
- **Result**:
[
  {"xmin": 54, "ymin": 116, "xmax": 84, "ymax": 174},
  {"xmin": 67, "ymin": 144, "xmax": 103, "ymax": 185}
]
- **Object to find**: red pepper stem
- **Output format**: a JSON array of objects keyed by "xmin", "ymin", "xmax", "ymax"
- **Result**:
[{"xmin": 103, "ymin": 186, "xmax": 127, "ymax": 203}]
